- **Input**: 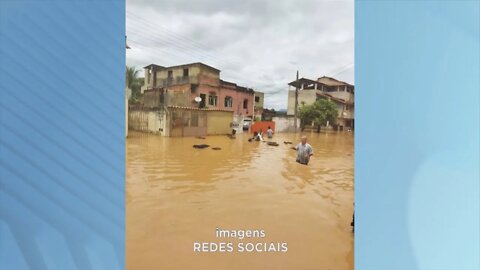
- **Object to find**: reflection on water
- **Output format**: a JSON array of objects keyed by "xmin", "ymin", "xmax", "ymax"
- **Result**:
[{"xmin": 127, "ymin": 131, "xmax": 354, "ymax": 270}]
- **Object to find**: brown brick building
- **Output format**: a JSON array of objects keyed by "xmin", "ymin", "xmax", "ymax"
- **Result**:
[{"xmin": 141, "ymin": 62, "xmax": 255, "ymax": 118}]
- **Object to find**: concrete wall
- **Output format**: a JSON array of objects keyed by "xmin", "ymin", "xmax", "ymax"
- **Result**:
[
  {"xmin": 254, "ymin": 92, "xmax": 264, "ymax": 108},
  {"xmin": 287, "ymin": 89, "xmax": 317, "ymax": 115},
  {"xmin": 327, "ymin": 90, "xmax": 354, "ymax": 103},
  {"xmin": 165, "ymin": 86, "xmax": 191, "ymax": 107},
  {"xmin": 147, "ymin": 111, "xmax": 164, "ymax": 133},
  {"xmin": 143, "ymin": 64, "xmax": 215, "ymax": 90},
  {"xmin": 143, "ymin": 86, "xmax": 194, "ymax": 108},
  {"xmin": 272, "ymin": 116, "xmax": 300, "ymax": 133},
  {"xmin": 207, "ymin": 111, "xmax": 233, "ymax": 135},
  {"xmin": 254, "ymin": 92, "xmax": 264, "ymax": 119},
  {"xmin": 250, "ymin": 121, "xmax": 275, "ymax": 135},
  {"xmin": 128, "ymin": 109, "xmax": 167, "ymax": 135},
  {"xmin": 339, "ymin": 106, "xmax": 354, "ymax": 119},
  {"xmin": 198, "ymin": 69, "xmax": 220, "ymax": 85},
  {"xmin": 143, "ymin": 69, "xmax": 152, "ymax": 92},
  {"xmin": 156, "ymin": 65, "xmax": 201, "ymax": 81}
]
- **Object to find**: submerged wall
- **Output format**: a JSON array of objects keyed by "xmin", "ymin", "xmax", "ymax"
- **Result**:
[{"xmin": 128, "ymin": 109, "xmax": 167, "ymax": 135}]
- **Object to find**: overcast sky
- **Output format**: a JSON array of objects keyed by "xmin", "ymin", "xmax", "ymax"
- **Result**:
[{"xmin": 126, "ymin": 0, "xmax": 353, "ymax": 110}]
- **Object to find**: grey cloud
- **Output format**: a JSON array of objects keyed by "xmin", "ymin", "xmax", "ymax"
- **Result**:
[{"xmin": 126, "ymin": 0, "xmax": 353, "ymax": 109}]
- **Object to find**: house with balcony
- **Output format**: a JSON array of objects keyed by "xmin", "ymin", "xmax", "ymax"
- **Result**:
[
  {"xmin": 287, "ymin": 76, "xmax": 354, "ymax": 130},
  {"xmin": 130, "ymin": 62, "xmax": 256, "ymax": 136}
]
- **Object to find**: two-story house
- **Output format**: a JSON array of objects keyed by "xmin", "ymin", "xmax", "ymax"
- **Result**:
[{"xmin": 287, "ymin": 76, "xmax": 354, "ymax": 130}]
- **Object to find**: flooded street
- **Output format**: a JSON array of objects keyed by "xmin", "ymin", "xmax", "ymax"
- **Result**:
[{"xmin": 126, "ymin": 131, "xmax": 354, "ymax": 270}]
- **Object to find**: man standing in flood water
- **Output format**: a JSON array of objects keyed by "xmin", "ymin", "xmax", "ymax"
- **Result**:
[
  {"xmin": 294, "ymin": 136, "xmax": 313, "ymax": 165},
  {"xmin": 266, "ymin": 126, "xmax": 274, "ymax": 139}
]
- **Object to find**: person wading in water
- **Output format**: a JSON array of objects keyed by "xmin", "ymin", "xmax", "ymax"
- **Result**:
[
  {"xmin": 294, "ymin": 136, "xmax": 313, "ymax": 165},
  {"xmin": 266, "ymin": 126, "xmax": 274, "ymax": 139}
]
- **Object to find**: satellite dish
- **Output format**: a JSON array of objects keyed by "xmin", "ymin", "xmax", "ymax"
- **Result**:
[{"xmin": 194, "ymin": 96, "xmax": 202, "ymax": 103}]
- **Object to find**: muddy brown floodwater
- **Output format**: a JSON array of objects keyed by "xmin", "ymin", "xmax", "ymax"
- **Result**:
[{"xmin": 127, "ymin": 131, "xmax": 354, "ymax": 270}]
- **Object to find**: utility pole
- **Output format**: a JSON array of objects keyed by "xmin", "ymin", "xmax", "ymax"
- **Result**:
[{"xmin": 294, "ymin": 70, "xmax": 299, "ymax": 133}]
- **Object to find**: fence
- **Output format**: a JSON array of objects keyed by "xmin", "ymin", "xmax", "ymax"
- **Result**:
[{"xmin": 128, "ymin": 109, "xmax": 166, "ymax": 134}]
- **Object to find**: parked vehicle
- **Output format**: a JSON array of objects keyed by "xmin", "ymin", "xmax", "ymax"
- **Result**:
[{"xmin": 243, "ymin": 119, "xmax": 252, "ymax": 131}]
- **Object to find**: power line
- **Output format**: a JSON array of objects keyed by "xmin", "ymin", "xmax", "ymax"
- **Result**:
[
  {"xmin": 126, "ymin": 12, "xmax": 254, "ymax": 76},
  {"xmin": 127, "ymin": 39, "xmax": 194, "ymax": 65},
  {"xmin": 127, "ymin": 16, "xmax": 248, "ymax": 81},
  {"xmin": 327, "ymin": 62, "xmax": 354, "ymax": 77},
  {"xmin": 330, "ymin": 65, "xmax": 354, "ymax": 78},
  {"xmin": 126, "ymin": 11, "xmax": 215, "ymax": 51},
  {"xmin": 126, "ymin": 12, "xmax": 219, "ymax": 58},
  {"xmin": 126, "ymin": 21, "xmax": 221, "ymax": 64}
]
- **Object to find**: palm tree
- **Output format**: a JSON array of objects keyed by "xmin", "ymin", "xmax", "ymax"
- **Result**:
[
  {"xmin": 126, "ymin": 66, "xmax": 140, "ymax": 89},
  {"xmin": 126, "ymin": 66, "xmax": 144, "ymax": 102}
]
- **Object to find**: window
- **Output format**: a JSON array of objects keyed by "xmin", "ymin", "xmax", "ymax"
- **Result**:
[
  {"xmin": 224, "ymin": 96, "xmax": 233, "ymax": 107},
  {"xmin": 255, "ymin": 96, "xmax": 260, "ymax": 102},
  {"xmin": 183, "ymin": 68, "xmax": 189, "ymax": 77},
  {"xmin": 208, "ymin": 95, "xmax": 217, "ymax": 106},
  {"xmin": 345, "ymin": 105, "xmax": 350, "ymax": 111},
  {"xmin": 243, "ymin": 99, "xmax": 248, "ymax": 109},
  {"xmin": 191, "ymin": 84, "xmax": 197, "ymax": 93},
  {"xmin": 167, "ymin": 70, "xmax": 173, "ymax": 78}
]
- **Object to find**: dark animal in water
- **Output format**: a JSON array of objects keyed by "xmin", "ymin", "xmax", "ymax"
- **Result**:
[
  {"xmin": 212, "ymin": 147, "xmax": 221, "ymax": 150},
  {"xmin": 283, "ymin": 141, "xmax": 293, "ymax": 144},
  {"xmin": 195, "ymin": 136, "xmax": 206, "ymax": 139},
  {"xmin": 267, "ymin": 142, "xmax": 279, "ymax": 146},
  {"xmin": 193, "ymin": 144, "xmax": 209, "ymax": 149}
]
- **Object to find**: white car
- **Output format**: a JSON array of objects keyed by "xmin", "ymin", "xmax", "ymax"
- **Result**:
[{"xmin": 243, "ymin": 119, "xmax": 252, "ymax": 130}]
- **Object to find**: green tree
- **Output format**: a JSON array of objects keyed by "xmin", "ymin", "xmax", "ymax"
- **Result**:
[
  {"xmin": 298, "ymin": 99, "xmax": 338, "ymax": 132},
  {"xmin": 126, "ymin": 66, "xmax": 139, "ymax": 89},
  {"xmin": 126, "ymin": 66, "xmax": 144, "ymax": 103}
]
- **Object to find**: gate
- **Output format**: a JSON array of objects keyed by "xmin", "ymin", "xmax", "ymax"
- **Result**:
[
  {"xmin": 128, "ymin": 109, "xmax": 149, "ymax": 131},
  {"xmin": 169, "ymin": 108, "xmax": 207, "ymax": 137}
]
